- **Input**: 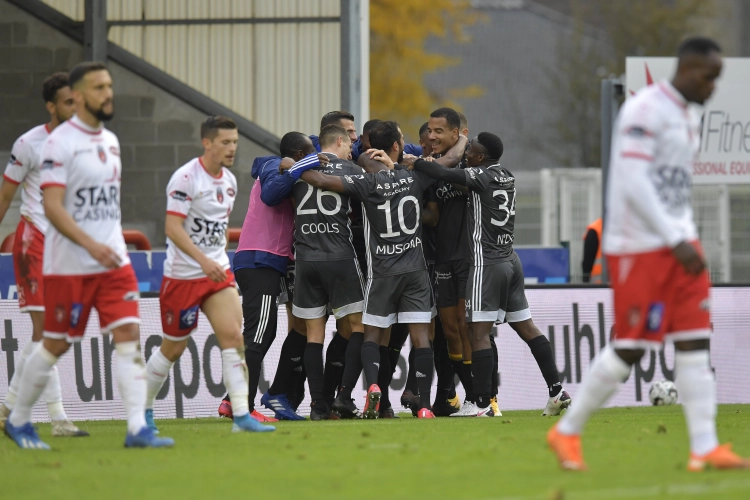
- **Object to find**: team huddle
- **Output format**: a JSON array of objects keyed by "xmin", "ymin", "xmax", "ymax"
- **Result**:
[
  {"xmin": 0, "ymin": 61, "xmax": 570, "ymax": 449},
  {"xmin": 3, "ymin": 37, "xmax": 749, "ymax": 473}
]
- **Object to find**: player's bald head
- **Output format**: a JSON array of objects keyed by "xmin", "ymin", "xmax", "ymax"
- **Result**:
[{"xmin": 673, "ymin": 37, "xmax": 722, "ymax": 105}]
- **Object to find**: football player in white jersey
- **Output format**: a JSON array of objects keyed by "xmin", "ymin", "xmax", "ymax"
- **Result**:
[
  {"xmin": 143, "ymin": 116, "xmax": 274, "ymax": 433},
  {"xmin": 0, "ymin": 72, "xmax": 88, "ymax": 437},
  {"xmin": 549, "ymin": 38, "xmax": 750, "ymax": 471},
  {"xmin": 4, "ymin": 62, "xmax": 173, "ymax": 449}
]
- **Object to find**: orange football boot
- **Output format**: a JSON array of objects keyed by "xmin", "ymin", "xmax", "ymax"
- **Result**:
[
  {"xmin": 687, "ymin": 443, "xmax": 750, "ymax": 472},
  {"xmin": 547, "ymin": 423, "xmax": 587, "ymax": 471}
]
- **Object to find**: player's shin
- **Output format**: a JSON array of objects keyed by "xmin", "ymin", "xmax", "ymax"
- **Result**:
[
  {"xmin": 339, "ymin": 331, "xmax": 364, "ymax": 398},
  {"xmin": 323, "ymin": 333, "xmax": 348, "ymax": 405},
  {"xmin": 674, "ymin": 349, "xmax": 718, "ymax": 456},
  {"xmin": 114, "ymin": 341, "xmax": 148, "ymax": 435},
  {"xmin": 361, "ymin": 341, "xmax": 381, "ymax": 386},
  {"xmin": 8, "ymin": 345, "xmax": 57, "ymax": 427},
  {"xmin": 471, "ymin": 348, "xmax": 494, "ymax": 409},
  {"xmin": 268, "ymin": 329, "xmax": 306, "ymax": 396},
  {"xmin": 377, "ymin": 346, "xmax": 392, "ymax": 409},
  {"xmin": 413, "ymin": 347, "xmax": 434, "ymax": 410},
  {"xmin": 4, "ymin": 340, "xmax": 38, "ymax": 410},
  {"xmin": 526, "ymin": 335, "xmax": 562, "ymax": 397},
  {"xmin": 557, "ymin": 345, "xmax": 631, "ymax": 436},
  {"xmin": 222, "ymin": 347, "xmax": 250, "ymax": 417},
  {"xmin": 304, "ymin": 342, "xmax": 325, "ymax": 408},
  {"xmin": 145, "ymin": 349, "xmax": 174, "ymax": 409},
  {"xmin": 42, "ymin": 365, "xmax": 68, "ymax": 421}
]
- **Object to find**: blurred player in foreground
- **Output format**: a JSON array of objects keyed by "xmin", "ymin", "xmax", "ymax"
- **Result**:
[
  {"xmin": 4, "ymin": 62, "xmax": 173, "ymax": 449},
  {"xmin": 548, "ymin": 37, "xmax": 750, "ymax": 471},
  {"xmin": 0, "ymin": 72, "xmax": 87, "ymax": 437}
]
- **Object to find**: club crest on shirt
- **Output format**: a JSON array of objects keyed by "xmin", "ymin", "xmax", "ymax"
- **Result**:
[
  {"xmin": 97, "ymin": 144, "xmax": 107, "ymax": 163},
  {"xmin": 227, "ymin": 187, "xmax": 235, "ymax": 197},
  {"xmin": 216, "ymin": 187, "xmax": 224, "ymax": 203}
]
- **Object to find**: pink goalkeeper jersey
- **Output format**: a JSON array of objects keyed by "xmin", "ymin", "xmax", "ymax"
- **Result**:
[{"xmin": 236, "ymin": 178, "xmax": 295, "ymax": 259}]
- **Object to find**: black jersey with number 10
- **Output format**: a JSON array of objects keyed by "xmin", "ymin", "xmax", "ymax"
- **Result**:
[
  {"xmin": 292, "ymin": 154, "xmax": 363, "ymax": 261},
  {"xmin": 464, "ymin": 164, "xmax": 517, "ymax": 266},
  {"xmin": 342, "ymin": 168, "xmax": 437, "ymax": 277}
]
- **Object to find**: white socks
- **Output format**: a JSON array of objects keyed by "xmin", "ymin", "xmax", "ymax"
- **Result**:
[
  {"xmin": 43, "ymin": 365, "xmax": 68, "ymax": 421},
  {"xmin": 145, "ymin": 349, "xmax": 174, "ymax": 410},
  {"xmin": 674, "ymin": 350, "xmax": 718, "ymax": 456},
  {"xmin": 8, "ymin": 345, "xmax": 57, "ymax": 427},
  {"xmin": 115, "ymin": 341, "xmax": 148, "ymax": 435},
  {"xmin": 558, "ymin": 345, "xmax": 631, "ymax": 435},
  {"xmin": 4, "ymin": 340, "xmax": 37, "ymax": 409},
  {"xmin": 222, "ymin": 348, "xmax": 249, "ymax": 418}
]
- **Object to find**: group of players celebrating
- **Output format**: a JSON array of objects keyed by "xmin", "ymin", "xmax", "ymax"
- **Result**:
[
  {"xmin": 4, "ymin": 37, "xmax": 746, "ymax": 474},
  {"xmin": 0, "ymin": 60, "xmax": 570, "ymax": 450}
]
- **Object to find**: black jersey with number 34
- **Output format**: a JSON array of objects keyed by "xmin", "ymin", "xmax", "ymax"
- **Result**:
[
  {"xmin": 292, "ymin": 155, "xmax": 363, "ymax": 261},
  {"xmin": 342, "ymin": 168, "xmax": 437, "ymax": 277},
  {"xmin": 464, "ymin": 164, "xmax": 517, "ymax": 266}
]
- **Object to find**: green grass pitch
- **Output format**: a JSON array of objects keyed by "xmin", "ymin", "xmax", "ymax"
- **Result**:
[{"xmin": 2, "ymin": 405, "xmax": 750, "ymax": 499}]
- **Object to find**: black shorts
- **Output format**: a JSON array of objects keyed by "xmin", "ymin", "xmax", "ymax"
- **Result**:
[
  {"xmin": 363, "ymin": 270, "xmax": 432, "ymax": 328},
  {"xmin": 434, "ymin": 259, "xmax": 470, "ymax": 309},
  {"xmin": 465, "ymin": 253, "xmax": 531, "ymax": 324},
  {"xmin": 292, "ymin": 259, "xmax": 364, "ymax": 319}
]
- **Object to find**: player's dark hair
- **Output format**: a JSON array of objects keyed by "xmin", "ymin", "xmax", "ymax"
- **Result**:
[
  {"xmin": 418, "ymin": 122, "xmax": 429, "ymax": 137},
  {"xmin": 363, "ymin": 119, "xmax": 382, "ymax": 135},
  {"xmin": 677, "ymin": 37, "xmax": 721, "ymax": 58},
  {"xmin": 200, "ymin": 115, "xmax": 237, "ymax": 140},
  {"xmin": 429, "ymin": 107, "xmax": 461, "ymax": 131},
  {"xmin": 320, "ymin": 110, "xmax": 355, "ymax": 131},
  {"xmin": 280, "ymin": 131, "xmax": 311, "ymax": 157},
  {"xmin": 68, "ymin": 61, "xmax": 108, "ymax": 89},
  {"xmin": 369, "ymin": 121, "xmax": 401, "ymax": 152},
  {"xmin": 457, "ymin": 111, "xmax": 468, "ymax": 131},
  {"xmin": 319, "ymin": 124, "xmax": 349, "ymax": 148},
  {"xmin": 476, "ymin": 132, "xmax": 504, "ymax": 160},
  {"xmin": 42, "ymin": 72, "xmax": 69, "ymax": 104}
]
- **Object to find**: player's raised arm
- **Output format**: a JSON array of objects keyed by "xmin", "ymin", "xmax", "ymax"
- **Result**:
[
  {"xmin": 300, "ymin": 169, "xmax": 346, "ymax": 193},
  {"xmin": 432, "ymin": 134, "xmax": 468, "ymax": 168}
]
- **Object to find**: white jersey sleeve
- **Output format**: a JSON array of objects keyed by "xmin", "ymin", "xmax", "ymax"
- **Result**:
[
  {"xmin": 166, "ymin": 170, "xmax": 195, "ymax": 219},
  {"xmin": 603, "ymin": 81, "xmax": 698, "ymax": 255},
  {"xmin": 4, "ymin": 135, "xmax": 34, "ymax": 185},
  {"xmin": 39, "ymin": 134, "xmax": 70, "ymax": 189},
  {"xmin": 4, "ymin": 124, "xmax": 51, "ymax": 232}
]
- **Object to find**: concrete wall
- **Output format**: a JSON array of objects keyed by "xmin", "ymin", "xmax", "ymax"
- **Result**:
[{"xmin": 0, "ymin": 0, "xmax": 274, "ymax": 248}]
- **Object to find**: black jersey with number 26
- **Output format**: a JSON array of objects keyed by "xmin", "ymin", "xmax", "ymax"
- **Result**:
[
  {"xmin": 293, "ymin": 155, "xmax": 363, "ymax": 261},
  {"xmin": 464, "ymin": 164, "xmax": 517, "ymax": 266},
  {"xmin": 342, "ymin": 168, "xmax": 437, "ymax": 277}
]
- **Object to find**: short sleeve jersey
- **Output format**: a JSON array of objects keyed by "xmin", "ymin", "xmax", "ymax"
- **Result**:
[
  {"xmin": 603, "ymin": 80, "xmax": 699, "ymax": 254},
  {"xmin": 342, "ymin": 168, "xmax": 436, "ymax": 277},
  {"xmin": 292, "ymin": 153, "xmax": 363, "ymax": 261},
  {"xmin": 163, "ymin": 157, "xmax": 237, "ymax": 279},
  {"xmin": 3, "ymin": 124, "xmax": 51, "ymax": 233},
  {"xmin": 39, "ymin": 115, "xmax": 129, "ymax": 276},
  {"xmin": 464, "ymin": 164, "xmax": 517, "ymax": 266}
]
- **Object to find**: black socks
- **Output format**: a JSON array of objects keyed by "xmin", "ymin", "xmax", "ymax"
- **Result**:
[
  {"xmin": 269, "ymin": 329, "xmax": 306, "ymax": 396},
  {"xmin": 323, "ymin": 333, "xmax": 348, "ymax": 406},
  {"xmin": 527, "ymin": 335, "xmax": 562, "ymax": 397},
  {"xmin": 405, "ymin": 347, "xmax": 418, "ymax": 394},
  {"xmin": 472, "ymin": 348, "xmax": 494, "ymax": 409},
  {"xmin": 304, "ymin": 342, "xmax": 325, "ymax": 405},
  {"xmin": 377, "ymin": 346, "xmax": 392, "ymax": 409},
  {"xmin": 413, "ymin": 347, "xmax": 434, "ymax": 410},
  {"xmin": 339, "ymin": 331, "xmax": 364, "ymax": 399},
  {"xmin": 361, "ymin": 341, "xmax": 381, "ymax": 387}
]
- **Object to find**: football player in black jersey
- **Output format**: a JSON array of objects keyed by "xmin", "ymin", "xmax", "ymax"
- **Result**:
[{"xmin": 409, "ymin": 132, "xmax": 571, "ymax": 417}]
